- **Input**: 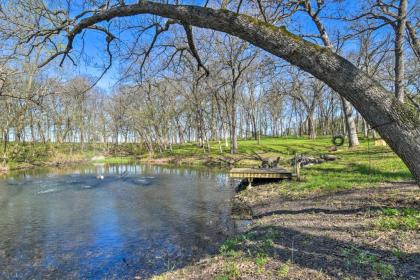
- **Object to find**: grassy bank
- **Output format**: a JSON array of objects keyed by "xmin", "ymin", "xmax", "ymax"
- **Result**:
[
  {"xmin": 1, "ymin": 136, "xmax": 413, "ymax": 190},
  {"xmin": 0, "ymin": 142, "xmax": 135, "ymax": 173},
  {"xmin": 146, "ymin": 136, "xmax": 413, "ymax": 191}
]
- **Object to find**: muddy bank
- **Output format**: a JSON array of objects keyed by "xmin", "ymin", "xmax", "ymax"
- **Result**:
[{"xmin": 153, "ymin": 182, "xmax": 419, "ymax": 280}]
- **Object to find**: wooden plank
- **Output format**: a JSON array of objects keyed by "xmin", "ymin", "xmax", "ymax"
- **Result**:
[
  {"xmin": 229, "ymin": 167, "xmax": 292, "ymax": 179},
  {"xmin": 229, "ymin": 167, "xmax": 290, "ymax": 174},
  {"xmin": 229, "ymin": 173, "xmax": 287, "ymax": 176}
]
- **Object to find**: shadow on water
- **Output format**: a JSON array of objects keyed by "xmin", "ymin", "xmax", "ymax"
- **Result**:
[{"xmin": 0, "ymin": 163, "xmax": 236, "ymax": 279}]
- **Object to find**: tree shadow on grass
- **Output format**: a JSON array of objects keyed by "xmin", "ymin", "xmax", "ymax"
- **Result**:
[
  {"xmin": 351, "ymin": 164, "xmax": 411, "ymax": 179},
  {"xmin": 307, "ymin": 163, "xmax": 412, "ymax": 180},
  {"xmin": 252, "ymin": 206, "xmax": 384, "ymax": 218},
  {"xmin": 233, "ymin": 225, "xmax": 420, "ymax": 279}
]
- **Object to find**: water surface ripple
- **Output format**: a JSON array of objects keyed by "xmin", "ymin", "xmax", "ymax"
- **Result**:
[{"xmin": 0, "ymin": 164, "xmax": 234, "ymax": 279}]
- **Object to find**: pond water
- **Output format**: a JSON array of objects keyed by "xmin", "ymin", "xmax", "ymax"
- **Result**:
[{"xmin": 0, "ymin": 164, "xmax": 235, "ymax": 279}]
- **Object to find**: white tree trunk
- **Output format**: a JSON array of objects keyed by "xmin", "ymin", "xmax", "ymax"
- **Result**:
[{"xmin": 341, "ymin": 97, "xmax": 360, "ymax": 147}]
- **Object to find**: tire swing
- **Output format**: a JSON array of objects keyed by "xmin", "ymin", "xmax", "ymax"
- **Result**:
[{"xmin": 332, "ymin": 135, "xmax": 345, "ymax": 147}]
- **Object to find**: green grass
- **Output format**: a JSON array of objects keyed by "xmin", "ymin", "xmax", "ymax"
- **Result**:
[
  {"xmin": 374, "ymin": 208, "xmax": 419, "ymax": 231},
  {"xmin": 255, "ymin": 253, "xmax": 269, "ymax": 267},
  {"xmin": 220, "ymin": 229, "xmax": 278, "ymax": 257},
  {"xmin": 1, "ymin": 142, "xmax": 138, "ymax": 170},
  {"xmin": 91, "ymin": 156, "xmax": 134, "ymax": 164},
  {"xmin": 219, "ymin": 234, "xmax": 249, "ymax": 256},
  {"xmin": 341, "ymin": 247, "xmax": 396, "ymax": 278},
  {"xmin": 215, "ymin": 262, "xmax": 241, "ymax": 280},
  {"xmin": 162, "ymin": 136, "xmax": 412, "ymax": 191},
  {"xmin": 277, "ymin": 263, "xmax": 290, "ymax": 278}
]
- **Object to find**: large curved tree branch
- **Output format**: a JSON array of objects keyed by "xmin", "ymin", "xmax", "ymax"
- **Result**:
[{"xmin": 29, "ymin": 1, "xmax": 420, "ymax": 182}]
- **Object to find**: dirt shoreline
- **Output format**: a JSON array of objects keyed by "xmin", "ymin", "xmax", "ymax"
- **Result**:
[{"xmin": 154, "ymin": 181, "xmax": 419, "ymax": 280}]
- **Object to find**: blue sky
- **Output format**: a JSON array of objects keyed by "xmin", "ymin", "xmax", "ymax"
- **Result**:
[
  {"xmin": 65, "ymin": 0, "xmax": 209, "ymax": 91},
  {"xmin": 60, "ymin": 0, "xmax": 408, "ymax": 92}
]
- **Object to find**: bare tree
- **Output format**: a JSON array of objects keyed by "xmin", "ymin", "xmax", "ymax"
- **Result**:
[
  {"xmin": 347, "ymin": 0, "xmax": 417, "ymax": 102},
  {"xmin": 0, "ymin": 1, "xmax": 418, "ymax": 181}
]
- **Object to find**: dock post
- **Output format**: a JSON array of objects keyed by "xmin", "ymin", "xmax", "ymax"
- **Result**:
[
  {"xmin": 296, "ymin": 162, "xmax": 301, "ymax": 181},
  {"xmin": 295, "ymin": 153, "xmax": 301, "ymax": 181},
  {"xmin": 247, "ymin": 177, "xmax": 253, "ymax": 189}
]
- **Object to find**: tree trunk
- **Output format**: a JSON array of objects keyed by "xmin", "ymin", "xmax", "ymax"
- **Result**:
[
  {"xmin": 252, "ymin": 115, "xmax": 257, "ymax": 140},
  {"xmin": 223, "ymin": 123, "xmax": 229, "ymax": 148},
  {"xmin": 307, "ymin": 113, "xmax": 316, "ymax": 139},
  {"xmin": 341, "ymin": 97, "xmax": 360, "ymax": 147},
  {"xmin": 230, "ymin": 109, "xmax": 237, "ymax": 154},
  {"xmin": 2, "ymin": 128, "xmax": 8, "ymax": 166},
  {"xmin": 45, "ymin": 2, "xmax": 420, "ymax": 181},
  {"xmin": 363, "ymin": 119, "xmax": 369, "ymax": 139},
  {"xmin": 230, "ymin": 83, "xmax": 238, "ymax": 154}
]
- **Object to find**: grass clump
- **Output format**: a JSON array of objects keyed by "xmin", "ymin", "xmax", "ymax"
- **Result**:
[
  {"xmin": 375, "ymin": 208, "xmax": 419, "ymax": 231},
  {"xmin": 219, "ymin": 234, "xmax": 250, "ymax": 256},
  {"xmin": 381, "ymin": 207, "xmax": 419, "ymax": 217},
  {"xmin": 375, "ymin": 216, "xmax": 418, "ymax": 231},
  {"xmin": 255, "ymin": 252, "xmax": 269, "ymax": 267},
  {"xmin": 341, "ymin": 247, "xmax": 395, "ymax": 278},
  {"xmin": 215, "ymin": 261, "xmax": 241, "ymax": 280},
  {"xmin": 255, "ymin": 252, "xmax": 269, "ymax": 274},
  {"xmin": 217, "ymin": 229, "xmax": 280, "ymax": 277},
  {"xmin": 276, "ymin": 262, "xmax": 290, "ymax": 278}
]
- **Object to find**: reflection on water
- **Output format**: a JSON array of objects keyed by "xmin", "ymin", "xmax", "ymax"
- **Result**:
[{"xmin": 0, "ymin": 164, "xmax": 234, "ymax": 279}]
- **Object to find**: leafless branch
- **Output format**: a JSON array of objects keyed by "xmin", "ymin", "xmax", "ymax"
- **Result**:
[{"xmin": 182, "ymin": 23, "xmax": 210, "ymax": 77}]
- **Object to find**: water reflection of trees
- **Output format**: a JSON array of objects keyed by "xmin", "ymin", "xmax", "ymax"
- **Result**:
[{"xmin": 0, "ymin": 164, "xmax": 234, "ymax": 278}]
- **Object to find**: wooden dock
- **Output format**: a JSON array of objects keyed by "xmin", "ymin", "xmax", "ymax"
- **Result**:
[{"xmin": 229, "ymin": 167, "xmax": 294, "ymax": 188}]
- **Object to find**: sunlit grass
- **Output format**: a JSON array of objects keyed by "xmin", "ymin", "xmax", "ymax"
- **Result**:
[
  {"xmin": 163, "ymin": 136, "xmax": 412, "ymax": 191},
  {"xmin": 91, "ymin": 156, "xmax": 134, "ymax": 164},
  {"xmin": 374, "ymin": 208, "xmax": 419, "ymax": 231}
]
